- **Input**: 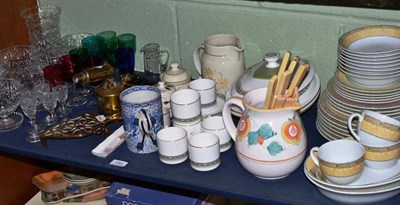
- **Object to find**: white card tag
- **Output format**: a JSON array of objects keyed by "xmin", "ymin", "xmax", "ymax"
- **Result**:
[
  {"xmin": 96, "ymin": 115, "xmax": 107, "ymax": 122},
  {"xmin": 110, "ymin": 159, "xmax": 128, "ymax": 167}
]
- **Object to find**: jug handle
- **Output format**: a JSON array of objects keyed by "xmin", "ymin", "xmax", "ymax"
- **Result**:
[
  {"xmin": 193, "ymin": 44, "xmax": 204, "ymax": 76},
  {"xmin": 222, "ymin": 97, "xmax": 244, "ymax": 142},
  {"xmin": 161, "ymin": 49, "xmax": 170, "ymax": 72}
]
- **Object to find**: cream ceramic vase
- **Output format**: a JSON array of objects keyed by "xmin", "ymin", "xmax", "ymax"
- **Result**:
[
  {"xmin": 193, "ymin": 34, "xmax": 245, "ymax": 97},
  {"xmin": 222, "ymin": 88, "xmax": 307, "ymax": 179}
]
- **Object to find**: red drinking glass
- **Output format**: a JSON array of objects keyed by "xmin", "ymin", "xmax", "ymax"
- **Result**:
[
  {"xmin": 59, "ymin": 54, "xmax": 82, "ymax": 82},
  {"xmin": 43, "ymin": 64, "xmax": 64, "ymax": 87}
]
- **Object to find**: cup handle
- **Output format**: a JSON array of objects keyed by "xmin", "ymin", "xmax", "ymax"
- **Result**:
[
  {"xmin": 160, "ymin": 49, "xmax": 169, "ymax": 72},
  {"xmin": 222, "ymin": 97, "xmax": 244, "ymax": 142},
  {"xmin": 309, "ymin": 147, "xmax": 320, "ymax": 167},
  {"xmin": 348, "ymin": 113, "xmax": 362, "ymax": 142},
  {"xmin": 193, "ymin": 44, "xmax": 204, "ymax": 76}
]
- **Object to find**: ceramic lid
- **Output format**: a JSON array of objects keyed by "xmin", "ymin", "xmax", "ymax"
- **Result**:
[
  {"xmin": 161, "ymin": 62, "xmax": 191, "ymax": 83},
  {"xmin": 230, "ymin": 53, "xmax": 315, "ymax": 97},
  {"xmin": 156, "ymin": 81, "xmax": 175, "ymax": 98}
]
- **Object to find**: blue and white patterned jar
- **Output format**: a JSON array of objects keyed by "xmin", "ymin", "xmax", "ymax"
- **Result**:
[{"xmin": 120, "ymin": 86, "xmax": 163, "ymax": 154}]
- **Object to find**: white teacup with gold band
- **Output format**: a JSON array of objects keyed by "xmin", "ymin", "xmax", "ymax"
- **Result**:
[
  {"xmin": 310, "ymin": 140, "xmax": 365, "ymax": 185},
  {"xmin": 348, "ymin": 110, "xmax": 400, "ymax": 146},
  {"xmin": 362, "ymin": 142, "xmax": 400, "ymax": 170},
  {"xmin": 170, "ymin": 89, "xmax": 201, "ymax": 124},
  {"xmin": 156, "ymin": 127, "xmax": 188, "ymax": 165},
  {"xmin": 348, "ymin": 110, "xmax": 400, "ymax": 170}
]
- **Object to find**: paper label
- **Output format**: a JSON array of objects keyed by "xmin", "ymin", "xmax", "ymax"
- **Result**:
[{"xmin": 110, "ymin": 159, "xmax": 128, "ymax": 167}]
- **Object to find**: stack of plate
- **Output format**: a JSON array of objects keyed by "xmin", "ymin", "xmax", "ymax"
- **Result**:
[
  {"xmin": 337, "ymin": 25, "xmax": 400, "ymax": 88},
  {"xmin": 304, "ymin": 154, "xmax": 400, "ymax": 204},
  {"xmin": 62, "ymin": 172, "xmax": 98, "ymax": 184},
  {"xmin": 317, "ymin": 25, "xmax": 400, "ymax": 141}
]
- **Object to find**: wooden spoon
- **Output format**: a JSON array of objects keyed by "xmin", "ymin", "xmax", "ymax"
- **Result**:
[
  {"xmin": 263, "ymin": 75, "xmax": 278, "ymax": 109},
  {"xmin": 275, "ymin": 70, "xmax": 292, "ymax": 96},
  {"xmin": 277, "ymin": 52, "xmax": 291, "ymax": 77},
  {"xmin": 287, "ymin": 56, "xmax": 300, "ymax": 77},
  {"xmin": 287, "ymin": 63, "xmax": 310, "ymax": 96}
]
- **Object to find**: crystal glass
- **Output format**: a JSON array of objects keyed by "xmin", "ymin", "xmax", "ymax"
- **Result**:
[
  {"xmin": 59, "ymin": 54, "xmax": 87, "ymax": 107},
  {"xmin": 20, "ymin": 91, "xmax": 43, "ymax": 143},
  {"xmin": 20, "ymin": 5, "xmax": 62, "ymax": 63},
  {"xmin": 0, "ymin": 45, "xmax": 34, "ymax": 74},
  {"xmin": 55, "ymin": 82, "xmax": 71, "ymax": 118},
  {"xmin": 61, "ymin": 33, "xmax": 94, "ymax": 52},
  {"xmin": 12, "ymin": 61, "xmax": 46, "ymax": 91},
  {"xmin": 35, "ymin": 82, "xmax": 58, "ymax": 126},
  {"xmin": 0, "ymin": 78, "xmax": 23, "ymax": 132}
]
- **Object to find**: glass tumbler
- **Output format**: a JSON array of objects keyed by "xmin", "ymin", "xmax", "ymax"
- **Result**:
[
  {"xmin": 97, "ymin": 31, "xmax": 118, "ymax": 66},
  {"xmin": 117, "ymin": 33, "xmax": 136, "ymax": 51},
  {"xmin": 82, "ymin": 36, "xmax": 107, "ymax": 67},
  {"xmin": 115, "ymin": 47, "xmax": 135, "ymax": 74}
]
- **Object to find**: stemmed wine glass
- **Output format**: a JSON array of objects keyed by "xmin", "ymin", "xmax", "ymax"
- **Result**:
[
  {"xmin": 20, "ymin": 91, "xmax": 42, "ymax": 143},
  {"xmin": 0, "ymin": 77, "xmax": 23, "ymax": 132},
  {"xmin": 55, "ymin": 82, "xmax": 71, "ymax": 118},
  {"xmin": 35, "ymin": 82, "xmax": 58, "ymax": 126},
  {"xmin": 59, "ymin": 54, "xmax": 87, "ymax": 106}
]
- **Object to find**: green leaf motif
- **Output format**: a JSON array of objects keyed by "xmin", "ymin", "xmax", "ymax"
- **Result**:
[
  {"xmin": 258, "ymin": 124, "xmax": 276, "ymax": 140},
  {"xmin": 267, "ymin": 141, "xmax": 284, "ymax": 156},
  {"xmin": 248, "ymin": 131, "xmax": 259, "ymax": 146}
]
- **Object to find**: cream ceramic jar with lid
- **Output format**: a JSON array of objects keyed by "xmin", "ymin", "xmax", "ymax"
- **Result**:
[{"xmin": 160, "ymin": 62, "xmax": 191, "ymax": 90}]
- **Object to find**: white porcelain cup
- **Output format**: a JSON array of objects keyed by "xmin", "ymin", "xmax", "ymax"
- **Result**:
[
  {"xmin": 348, "ymin": 110, "xmax": 400, "ymax": 146},
  {"xmin": 189, "ymin": 78, "xmax": 216, "ymax": 110},
  {"xmin": 172, "ymin": 118, "xmax": 201, "ymax": 137},
  {"xmin": 156, "ymin": 127, "xmax": 188, "ymax": 165},
  {"xmin": 188, "ymin": 132, "xmax": 220, "ymax": 171},
  {"xmin": 362, "ymin": 141, "xmax": 400, "ymax": 170},
  {"xmin": 201, "ymin": 116, "xmax": 232, "ymax": 152},
  {"xmin": 170, "ymin": 89, "xmax": 201, "ymax": 124},
  {"xmin": 310, "ymin": 140, "xmax": 365, "ymax": 185}
]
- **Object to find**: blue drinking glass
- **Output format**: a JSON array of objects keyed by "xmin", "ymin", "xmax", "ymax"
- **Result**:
[{"xmin": 115, "ymin": 47, "xmax": 135, "ymax": 74}]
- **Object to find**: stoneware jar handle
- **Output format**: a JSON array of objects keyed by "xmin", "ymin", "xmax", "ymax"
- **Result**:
[
  {"xmin": 193, "ymin": 44, "xmax": 204, "ymax": 76},
  {"xmin": 309, "ymin": 147, "xmax": 320, "ymax": 167},
  {"xmin": 348, "ymin": 113, "xmax": 362, "ymax": 142},
  {"xmin": 222, "ymin": 97, "xmax": 244, "ymax": 142}
]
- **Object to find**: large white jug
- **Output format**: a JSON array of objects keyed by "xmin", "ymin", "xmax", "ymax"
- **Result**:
[{"xmin": 193, "ymin": 34, "xmax": 245, "ymax": 97}]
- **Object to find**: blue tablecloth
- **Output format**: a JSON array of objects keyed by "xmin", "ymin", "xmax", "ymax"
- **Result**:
[{"xmin": 0, "ymin": 100, "xmax": 399, "ymax": 205}]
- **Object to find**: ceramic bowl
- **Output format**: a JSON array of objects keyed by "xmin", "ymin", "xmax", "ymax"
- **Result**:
[
  {"xmin": 338, "ymin": 57, "xmax": 400, "ymax": 72},
  {"xmin": 339, "ymin": 69, "xmax": 400, "ymax": 88},
  {"xmin": 338, "ymin": 50, "xmax": 400, "ymax": 65},
  {"xmin": 338, "ymin": 25, "xmax": 400, "ymax": 55},
  {"xmin": 337, "ymin": 54, "xmax": 400, "ymax": 69}
]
